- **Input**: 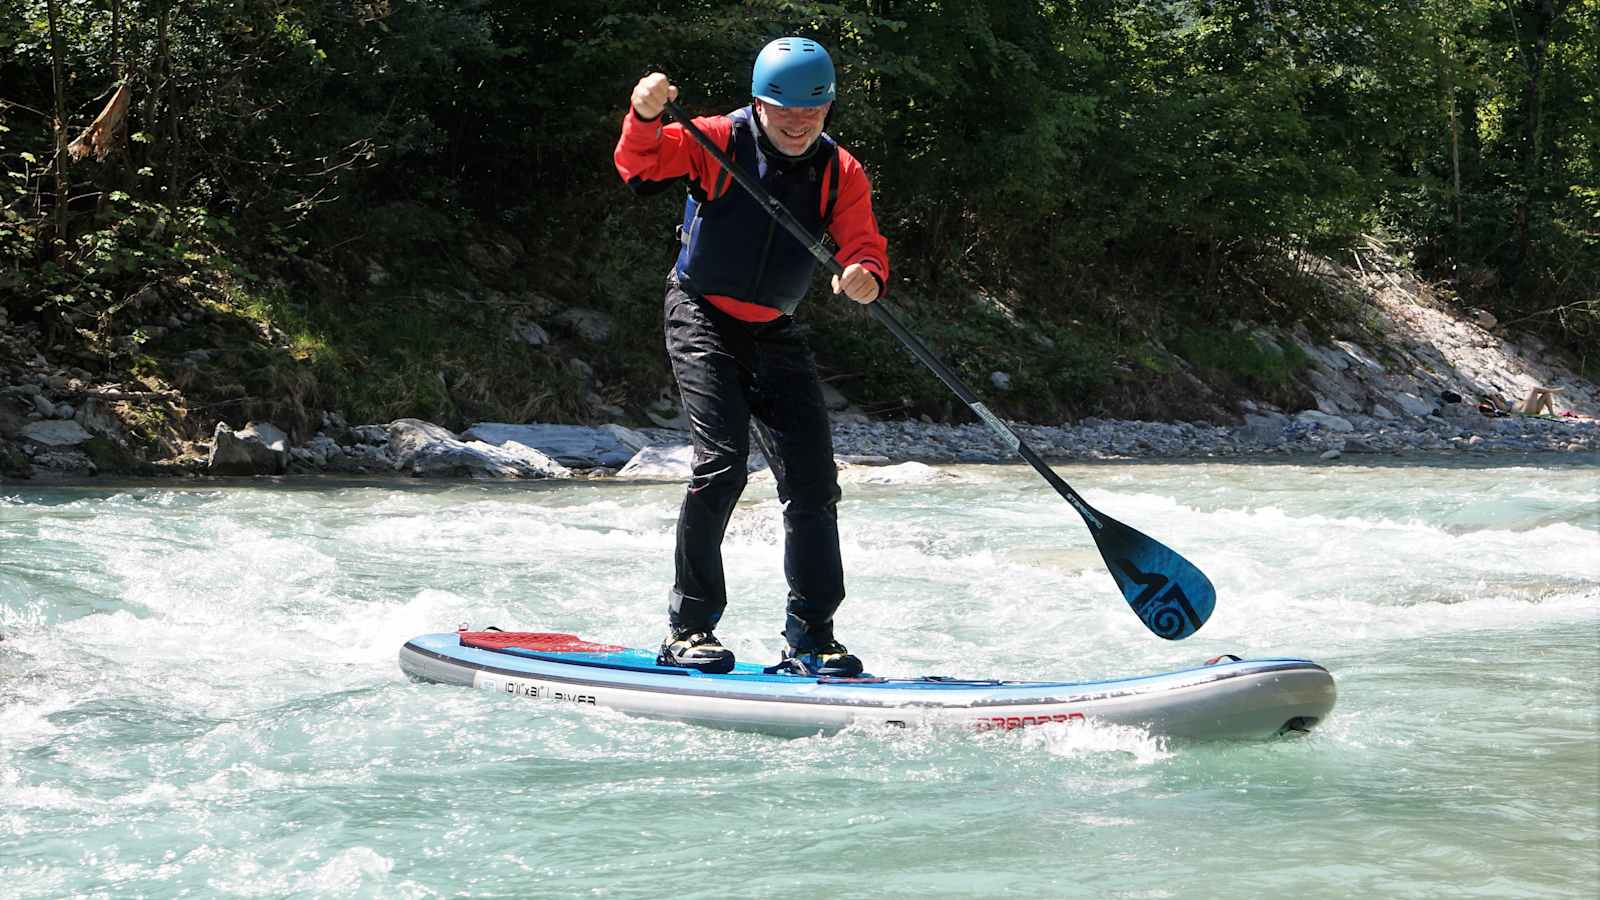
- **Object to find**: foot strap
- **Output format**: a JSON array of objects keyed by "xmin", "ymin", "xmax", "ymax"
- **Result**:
[{"xmin": 764, "ymin": 657, "xmax": 816, "ymax": 676}]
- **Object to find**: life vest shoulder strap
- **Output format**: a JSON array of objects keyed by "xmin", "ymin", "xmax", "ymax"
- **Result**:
[{"xmin": 820, "ymin": 145, "xmax": 841, "ymax": 226}]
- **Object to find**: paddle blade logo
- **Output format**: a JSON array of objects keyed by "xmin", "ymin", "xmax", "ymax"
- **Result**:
[{"xmin": 1117, "ymin": 558, "xmax": 1209, "ymax": 640}]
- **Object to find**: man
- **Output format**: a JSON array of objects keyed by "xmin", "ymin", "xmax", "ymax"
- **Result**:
[{"xmin": 614, "ymin": 37, "xmax": 889, "ymax": 677}]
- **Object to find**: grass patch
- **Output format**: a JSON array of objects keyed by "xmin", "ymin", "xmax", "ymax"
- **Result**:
[
  {"xmin": 1171, "ymin": 327, "xmax": 1309, "ymax": 387},
  {"xmin": 805, "ymin": 281, "xmax": 1119, "ymax": 423}
]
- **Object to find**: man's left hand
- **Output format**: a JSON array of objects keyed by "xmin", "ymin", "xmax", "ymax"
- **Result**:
[{"xmin": 832, "ymin": 263, "xmax": 880, "ymax": 304}]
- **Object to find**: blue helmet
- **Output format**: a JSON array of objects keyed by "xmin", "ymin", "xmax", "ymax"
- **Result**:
[{"xmin": 751, "ymin": 37, "xmax": 836, "ymax": 107}]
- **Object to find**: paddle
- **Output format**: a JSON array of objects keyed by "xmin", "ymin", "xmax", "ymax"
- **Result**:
[{"xmin": 662, "ymin": 98, "xmax": 1215, "ymax": 640}]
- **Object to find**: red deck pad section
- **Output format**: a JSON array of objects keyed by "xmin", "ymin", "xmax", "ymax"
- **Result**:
[{"xmin": 458, "ymin": 631, "xmax": 626, "ymax": 654}]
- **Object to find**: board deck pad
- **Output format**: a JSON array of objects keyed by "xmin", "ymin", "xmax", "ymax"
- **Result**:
[
  {"xmin": 458, "ymin": 630, "xmax": 1158, "ymax": 688},
  {"xmin": 458, "ymin": 631, "xmax": 625, "ymax": 654},
  {"xmin": 460, "ymin": 630, "xmax": 920, "ymax": 683}
]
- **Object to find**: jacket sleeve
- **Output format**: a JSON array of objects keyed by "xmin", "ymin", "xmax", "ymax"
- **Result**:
[
  {"xmin": 614, "ymin": 109, "xmax": 733, "ymax": 198},
  {"xmin": 827, "ymin": 147, "xmax": 890, "ymax": 295}
]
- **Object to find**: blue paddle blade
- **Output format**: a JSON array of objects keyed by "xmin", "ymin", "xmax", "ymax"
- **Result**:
[{"xmin": 1094, "ymin": 517, "xmax": 1216, "ymax": 640}]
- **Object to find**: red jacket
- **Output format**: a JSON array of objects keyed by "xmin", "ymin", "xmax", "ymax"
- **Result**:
[{"xmin": 615, "ymin": 109, "xmax": 889, "ymax": 322}]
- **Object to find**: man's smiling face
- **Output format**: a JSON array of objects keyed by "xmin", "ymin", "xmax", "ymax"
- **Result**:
[{"xmin": 755, "ymin": 100, "xmax": 831, "ymax": 156}]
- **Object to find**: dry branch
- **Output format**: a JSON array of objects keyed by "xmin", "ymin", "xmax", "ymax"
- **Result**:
[{"xmin": 69, "ymin": 81, "xmax": 132, "ymax": 162}]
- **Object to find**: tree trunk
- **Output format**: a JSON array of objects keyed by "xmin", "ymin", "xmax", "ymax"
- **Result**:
[
  {"xmin": 1503, "ymin": 0, "xmax": 1570, "ymax": 270},
  {"xmin": 158, "ymin": 2, "xmax": 177, "ymax": 201},
  {"xmin": 46, "ymin": 0, "xmax": 69, "ymax": 255},
  {"xmin": 1443, "ymin": 37, "xmax": 1462, "ymax": 231},
  {"xmin": 112, "ymin": 0, "xmax": 123, "ymax": 77}
]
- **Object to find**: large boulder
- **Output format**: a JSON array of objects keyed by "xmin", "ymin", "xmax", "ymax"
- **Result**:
[
  {"xmin": 1240, "ymin": 412, "xmax": 1288, "ymax": 447},
  {"xmin": 208, "ymin": 421, "xmax": 289, "ymax": 475},
  {"xmin": 20, "ymin": 419, "xmax": 93, "ymax": 448},
  {"xmin": 387, "ymin": 418, "xmax": 571, "ymax": 479},
  {"xmin": 460, "ymin": 422, "xmax": 649, "ymax": 468}
]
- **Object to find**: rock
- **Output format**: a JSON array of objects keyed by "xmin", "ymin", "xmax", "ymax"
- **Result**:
[
  {"xmin": 1296, "ymin": 410, "xmax": 1355, "ymax": 432},
  {"xmin": 1332, "ymin": 340, "xmax": 1383, "ymax": 370},
  {"xmin": 350, "ymin": 424, "xmax": 389, "ymax": 445},
  {"xmin": 836, "ymin": 454, "xmax": 892, "ymax": 466},
  {"xmin": 855, "ymin": 461, "xmax": 950, "ymax": 484},
  {"xmin": 1319, "ymin": 448, "xmax": 1343, "ymax": 460},
  {"xmin": 464, "ymin": 241, "xmax": 515, "ymax": 272},
  {"xmin": 291, "ymin": 435, "xmax": 343, "ymax": 469},
  {"xmin": 820, "ymin": 382, "xmax": 850, "ymax": 412},
  {"xmin": 460, "ymin": 422, "xmax": 649, "ymax": 468},
  {"xmin": 82, "ymin": 436, "xmax": 140, "ymax": 474},
  {"xmin": 1388, "ymin": 391, "xmax": 1436, "ymax": 417},
  {"xmin": 1308, "ymin": 369, "xmax": 1362, "ymax": 413},
  {"xmin": 554, "ymin": 308, "xmax": 613, "ymax": 344},
  {"xmin": 568, "ymin": 358, "xmax": 596, "ymax": 393},
  {"xmin": 208, "ymin": 421, "xmax": 289, "ymax": 476},
  {"xmin": 20, "ymin": 419, "xmax": 93, "ymax": 447},
  {"xmin": 1241, "ymin": 412, "xmax": 1288, "ymax": 446},
  {"xmin": 616, "ymin": 444, "xmax": 694, "ymax": 479},
  {"xmin": 27, "ymin": 446, "xmax": 94, "ymax": 474},
  {"xmin": 990, "ymin": 371, "xmax": 1012, "ymax": 391},
  {"xmin": 332, "ymin": 443, "xmax": 393, "ymax": 473},
  {"xmin": 318, "ymin": 411, "xmax": 356, "ymax": 446},
  {"xmin": 74, "ymin": 399, "xmax": 125, "ymax": 440},
  {"xmin": 386, "ymin": 417, "xmax": 455, "ymax": 461},
  {"xmin": 509, "ymin": 317, "xmax": 550, "ymax": 348},
  {"xmin": 599, "ymin": 423, "xmax": 651, "ymax": 457},
  {"xmin": 387, "ymin": 417, "xmax": 571, "ymax": 478},
  {"xmin": 30, "ymin": 395, "xmax": 54, "ymax": 417}
]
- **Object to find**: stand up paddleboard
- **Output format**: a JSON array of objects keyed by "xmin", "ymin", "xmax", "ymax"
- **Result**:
[{"xmin": 399, "ymin": 630, "xmax": 1336, "ymax": 739}]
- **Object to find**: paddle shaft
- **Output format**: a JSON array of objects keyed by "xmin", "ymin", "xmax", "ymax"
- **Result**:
[{"xmin": 661, "ymin": 101, "xmax": 1107, "ymax": 533}]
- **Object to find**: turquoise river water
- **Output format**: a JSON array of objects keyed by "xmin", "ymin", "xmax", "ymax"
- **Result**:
[{"xmin": 2, "ymin": 456, "xmax": 1597, "ymax": 898}]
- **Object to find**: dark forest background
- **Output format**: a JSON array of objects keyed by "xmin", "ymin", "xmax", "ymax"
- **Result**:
[{"xmin": 2, "ymin": 1, "xmax": 1595, "ymax": 442}]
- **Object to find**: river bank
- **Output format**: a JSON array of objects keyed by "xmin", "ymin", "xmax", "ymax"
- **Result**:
[
  {"xmin": 2, "ymin": 242, "xmax": 1596, "ymax": 482},
  {"xmin": 3, "ymin": 407, "xmax": 1596, "ymax": 485}
]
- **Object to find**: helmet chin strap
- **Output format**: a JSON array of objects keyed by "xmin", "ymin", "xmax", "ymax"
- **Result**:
[{"xmin": 751, "ymin": 103, "xmax": 822, "ymax": 162}]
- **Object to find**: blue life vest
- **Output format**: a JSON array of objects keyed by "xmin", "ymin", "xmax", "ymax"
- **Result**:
[{"xmin": 673, "ymin": 106, "xmax": 840, "ymax": 316}]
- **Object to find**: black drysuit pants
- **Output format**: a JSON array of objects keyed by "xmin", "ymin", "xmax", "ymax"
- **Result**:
[{"xmin": 663, "ymin": 283, "xmax": 845, "ymax": 652}]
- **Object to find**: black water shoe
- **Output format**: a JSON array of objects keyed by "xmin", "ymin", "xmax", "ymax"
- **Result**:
[
  {"xmin": 775, "ymin": 640, "xmax": 864, "ymax": 677},
  {"xmin": 658, "ymin": 630, "xmax": 736, "ymax": 674}
]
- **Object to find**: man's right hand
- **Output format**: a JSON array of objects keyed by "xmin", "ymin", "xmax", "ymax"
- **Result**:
[{"xmin": 631, "ymin": 73, "xmax": 678, "ymax": 120}]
